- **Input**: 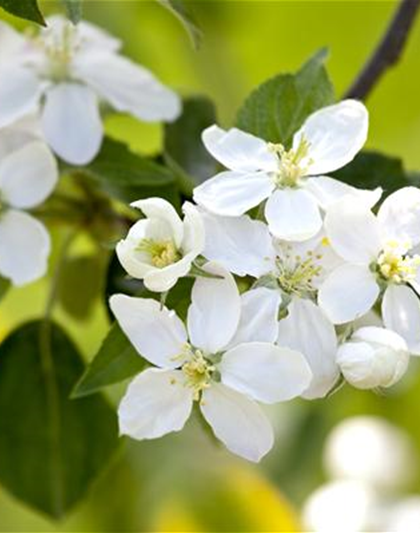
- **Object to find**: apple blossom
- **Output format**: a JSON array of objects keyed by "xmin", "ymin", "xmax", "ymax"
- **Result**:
[
  {"xmin": 0, "ymin": 124, "xmax": 57, "ymax": 285},
  {"xmin": 110, "ymin": 264, "xmax": 312, "ymax": 462},
  {"xmin": 337, "ymin": 327, "xmax": 409, "ymax": 390},
  {"xmin": 116, "ymin": 198, "xmax": 204, "ymax": 293},
  {"xmin": 0, "ymin": 16, "xmax": 181, "ymax": 164},
  {"xmin": 194, "ymin": 100, "xmax": 380, "ymax": 241},
  {"xmin": 319, "ymin": 187, "xmax": 420, "ymax": 354}
]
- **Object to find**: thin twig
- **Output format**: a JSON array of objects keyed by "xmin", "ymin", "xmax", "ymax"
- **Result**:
[{"xmin": 345, "ymin": 0, "xmax": 420, "ymax": 100}]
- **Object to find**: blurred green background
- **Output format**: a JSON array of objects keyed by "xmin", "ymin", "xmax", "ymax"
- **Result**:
[{"xmin": 1, "ymin": 1, "xmax": 420, "ymax": 531}]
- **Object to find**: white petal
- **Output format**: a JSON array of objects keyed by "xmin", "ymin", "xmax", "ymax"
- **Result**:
[
  {"xmin": 318, "ymin": 264, "xmax": 379, "ymax": 325},
  {"xmin": 76, "ymin": 20, "xmax": 121, "ymax": 52},
  {"xmin": 219, "ymin": 342, "xmax": 312, "ymax": 403},
  {"xmin": 293, "ymin": 100, "xmax": 368, "ymax": 175},
  {"xmin": 0, "ymin": 21, "xmax": 27, "ymax": 63},
  {"xmin": 265, "ymin": 188, "xmax": 322, "ymax": 241},
  {"xmin": 277, "ymin": 298, "xmax": 339, "ymax": 399},
  {"xmin": 181, "ymin": 202, "xmax": 205, "ymax": 256},
  {"xmin": 118, "ymin": 368, "xmax": 193, "ymax": 440},
  {"xmin": 325, "ymin": 198, "xmax": 382, "ymax": 263},
  {"xmin": 193, "ymin": 170, "xmax": 274, "ymax": 216},
  {"xmin": 228, "ymin": 288, "xmax": 281, "ymax": 346},
  {"xmin": 109, "ymin": 294, "xmax": 187, "ymax": 368},
  {"xmin": 116, "ymin": 219, "xmax": 155, "ymax": 279},
  {"xmin": 201, "ymin": 125, "xmax": 277, "ymax": 172},
  {"xmin": 0, "ymin": 141, "xmax": 57, "ymax": 209},
  {"xmin": 382, "ymin": 285, "xmax": 420, "ymax": 355},
  {"xmin": 306, "ymin": 176, "xmax": 382, "ymax": 211},
  {"xmin": 200, "ymin": 383, "xmax": 274, "ymax": 462},
  {"xmin": 201, "ymin": 211, "xmax": 275, "ymax": 277},
  {"xmin": 0, "ymin": 210, "xmax": 50, "ymax": 286},
  {"xmin": 0, "ymin": 65, "xmax": 43, "ymax": 128},
  {"xmin": 187, "ymin": 262, "xmax": 240, "ymax": 354},
  {"xmin": 131, "ymin": 197, "xmax": 184, "ymax": 248},
  {"xmin": 378, "ymin": 187, "xmax": 420, "ymax": 247},
  {"xmin": 75, "ymin": 51, "xmax": 180, "ymax": 122},
  {"xmin": 41, "ymin": 82, "xmax": 102, "ymax": 165},
  {"xmin": 143, "ymin": 252, "xmax": 195, "ymax": 293}
]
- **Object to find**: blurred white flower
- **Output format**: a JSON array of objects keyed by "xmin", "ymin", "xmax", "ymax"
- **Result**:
[
  {"xmin": 194, "ymin": 100, "xmax": 379, "ymax": 241},
  {"xmin": 110, "ymin": 264, "xmax": 312, "ymax": 462},
  {"xmin": 324, "ymin": 416, "xmax": 415, "ymax": 491},
  {"xmin": 385, "ymin": 496, "xmax": 420, "ymax": 532},
  {"xmin": 0, "ymin": 16, "xmax": 181, "ymax": 164},
  {"xmin": 116, "ymin": 198, "xmax": 204, "ymax": 293},
  {"xmin": 337, "ymin": 327, "xmax": 409, "ymax": 390},
  {"xmin": 319, "ymin": 187, "xmax": 420, "ymax": 355},
  {"xmin": 0, "ymin": 124, "xmax": 57, "ymax": 285}
]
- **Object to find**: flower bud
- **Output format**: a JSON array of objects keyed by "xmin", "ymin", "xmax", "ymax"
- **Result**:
[{"xmin": 337, "ymin": 327, "xmax": 409, "ymax": 390}]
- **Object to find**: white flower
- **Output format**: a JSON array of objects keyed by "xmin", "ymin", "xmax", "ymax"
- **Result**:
[
  {"xmin": 116, "ymin": 198, "xmax": 204, "ymax": 293},
  {"xmin": 318, "ymin": 187, "xmax": 420, "ymax": 354},
  {"xmin": 194, "ymin": 100, "xmax": 379, "ymax": 241},
  {"xmin": 337, "ymin": 327, "xmax": 409, "ymax": 390},
  {"xmin": 110, "ymin": 264, "xmax": 312, "ymax": 462},
  {"xmin": 0, "ymin": 16, "xmax": 181, "ymax": 164},
  {"xmin": 0, "ymin": 124, "xmax": 57, "ymax": 285}
]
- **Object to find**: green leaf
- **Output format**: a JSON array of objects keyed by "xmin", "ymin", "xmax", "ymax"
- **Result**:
[
  {"xmin": 63, "ymin": 0, "xmax": 82, "ymax": 24},
  {"xmin": 0, "ymin": 0, "xmax": 45, "ymax": 25},
  {"xmin": 332, "ymin": 150, "xmax": 411, "ymax": 197},
  {"xmin": 71, "ymin": 137, "xmax": 180, "ymax": 205},
  {"xmin": 157, "ymin": 0, "xmax": 202, "ymax": 49},
  {"xmin": 58, "ymin": 255, "xmax": 104, "ymax": 320},
  {"xmin": 164, "ymin": 96, "xmax": 218, "ymax": 185},
  {"xmin": 72, "ymin": 322, "xmax": 146, "ymax": 399},
  {"xmin": 236, "ymin": 49, "xmax": 335, "ymax": 147},
  {"xmin": 0, "ymin": 275, "xmax": 11, "ymax": 302},
  {"xmin": 0, "ymin": 321, "xmax": 119, "ymax": 519}
]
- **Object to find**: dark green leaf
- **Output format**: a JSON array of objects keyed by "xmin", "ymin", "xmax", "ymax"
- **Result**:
[
  {"xmin": 164, "ymin": 96, "xmax": 218, "ymax": 185},
  {"xmin": 72, "ymin": 322, "xmax": 146, "ymax": 399},
  {"xmin": 63, "ymin": 0, "xmax": 82, "ymax": 24},
  {"xmin": 105, "ymin": 252, "xmax": 143, "ymax": 315},
  {"xmin": 157, "ymin": 0, "xmax": 202, "ymax": 49},
  {"xmin": 58, "ymin": 255, "xmax": 104, "ymax": 320},
  {"xmin": 236, "ymin": 49, "xmax": 335, "ymax": 147},
  {"xmin": 332, "ymin": 150, "xmax": 411, "ymax": 197},
  {"xmin": 0, "ymin": 321, "xmax": 119, "ymax": 518},
  {"xmin": 71, "ymin": 137, "xmax": 180, "ymax": 205},
  {"xmin": 0, "ymin": 0, "xmax": 45, "ymax": 25}
]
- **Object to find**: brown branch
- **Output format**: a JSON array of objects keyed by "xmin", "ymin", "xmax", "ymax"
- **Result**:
[{"xmin": 345, "ymin": 0, "xmax": 420, "ymax": 100}]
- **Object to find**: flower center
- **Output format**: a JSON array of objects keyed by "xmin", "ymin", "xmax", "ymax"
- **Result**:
[
  {"xmin": 376, "ymin": 240, "xmax": 420, "ymax": 284},
  {"xmin": 137, "ymin": 238, "xmax": 181, "ymax": 268},
  {"xmin": 35, "ymin": 24, "xmax": 78, "ymax": 82},
  {"xmin": 181, "ymin": 345, "xmax": 215, "ymax": 401},
  {"xmin": 268, "ymin": 136, "xmax": 312, "ymax": 188},
  {"xmin": 276, "ymin": 246, "xmax": 323, "ymax": 296}
]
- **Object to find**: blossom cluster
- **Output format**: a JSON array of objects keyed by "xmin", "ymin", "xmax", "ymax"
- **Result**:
[
  {"xmin": 114, "ymin": 100, "xmax": 419, "ymax": 461},
  {"xmin": 0, "ymin": 17, "xmax": 180, "ymax": 285}
]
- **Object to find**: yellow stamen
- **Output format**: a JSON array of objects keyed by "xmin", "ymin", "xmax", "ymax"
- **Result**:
[{"xmin": 137, "ymin": 238, "xmax": 181, "ymax": 268}]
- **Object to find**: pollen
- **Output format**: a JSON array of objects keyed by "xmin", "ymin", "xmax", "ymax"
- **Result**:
[
  {"xmin": 277, "ymin": 248, "xmax": 322, "ymax": 297},
  {"xmin": 377, "ymin": 240, "xmax": 420, "ymax": 284},
  {"xmin": 137, "ymin": 238, "xmax": 181, "ymax": 268},
  {"xmin": 181, "ymin": 346, "xmax": 214, "ymax": 401},
  {"xmin": 268, "ymin": 136, "xmax": 313, "ymax": 188}
]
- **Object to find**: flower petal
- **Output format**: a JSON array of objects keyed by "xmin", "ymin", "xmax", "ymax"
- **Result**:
[
  {"xmin": 293, "ymin": 100, "xmax": 368, "ymax": 175},
  {"xmin": 118, "ymin": 368, "xmax": 193, "ymax": 440},
  {"xmin": 75, "ymin": 51, "xmax": 180, "ymax": 122},
  {"xmin": 306, "ymin": 176, "xmax": 382, "ymax": 211},
  {"xmin": 0, "ymin": 21, "xmax": 27, "ymax": 63},
  {"xmin": 200, "ymin": 383, "xmax": 274, "ymax": 462},
  {"xmin": 0, "ymin": 141, "xmax": 57, "ymax": 209},
  {"xmin": 181, "ymin": 201, "xmax": 205, "ymax": 255},
  {"xmin": 219, "ymin": 342, "xmax": 312, "ymax": 403},
  {"xmin": 277, "ymin": 298, "xmax": 339, "ymax": 399},
  {"xmin": 0, "ymin": 65, "xmax": 43, "ymax": 128},
  {"xmin": 325, "ymin": 198, "xmax": 382, "ymax": 263},
  {"xmin": 378, "ymin": 187, "xmax": 420, "ymax": 247},
  {"xmin": 0, "ymin": 210, "xmax": 50, "ymax": 286},
  {"xmin": 41, "ymin": 82, "xmax": 102, "ymax": 165},
  {"xmin": 143, "ymin": 252, "xmax": 195, "ymax": 293},
  {"xmin": 193, "ymin": 170, "xmax": 274, "ymax": 216},
  {"xmin": 131, "ymin": 197, "xmax": 184, "ymax": 248},
  {"xmin": 109, "ymin": 294, "xmax": 187, "ymax": 368},
  {"xmin": 265, "ymin": 188, "xmax": 322, "ymax": 241},
  {"xmin": 201, "ymin": 211, "xmax": 275, "ymax": 277},
  {"xmin": 187, "ymin": 262, "xmax": 241, "ymax": 354},
  {"xmin": 318, "ymin": 264, "xmax": 379, "ymax": 325},
  {"xmin": 382, "ymin": 284, "xmax": 420, "ymax": 356},
  {"xmin": 228, "ymin": 288, "xmax": 281, "ymax": 346},
  {"xmin": 201, "ymin": 125, "xmax": 277, "ymax": 172}
]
